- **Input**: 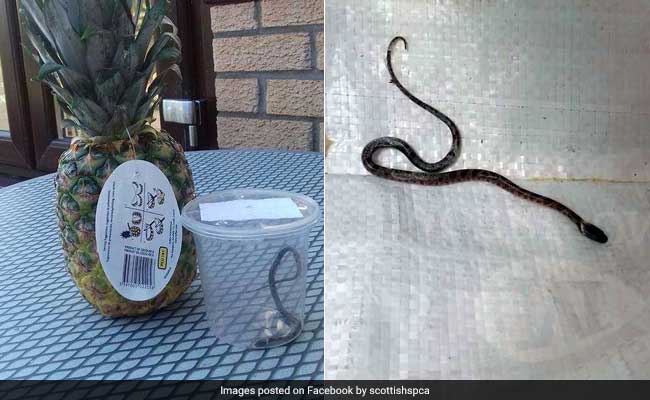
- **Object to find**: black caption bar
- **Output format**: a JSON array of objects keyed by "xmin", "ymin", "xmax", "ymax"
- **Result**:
[{"xmin": 1, "ymin": 380, "xmax": 649, "ymax": 400}]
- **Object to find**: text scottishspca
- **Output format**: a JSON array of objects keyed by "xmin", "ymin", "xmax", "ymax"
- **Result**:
[{"xmin": 308, "ymin": 385, "xmax": 430, "ymax": 396}]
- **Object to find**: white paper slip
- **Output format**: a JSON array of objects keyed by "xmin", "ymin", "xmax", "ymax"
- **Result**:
[{"xmin": 199, "ymin": 198, "xmax": 303, "ymax": 222}]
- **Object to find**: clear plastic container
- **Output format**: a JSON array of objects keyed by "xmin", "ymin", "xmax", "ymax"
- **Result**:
[{"xmin": 181, "ymin": 189, "xmax": 319, "ymax": 349}]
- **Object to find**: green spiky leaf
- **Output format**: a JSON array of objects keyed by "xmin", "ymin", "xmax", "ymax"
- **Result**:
[
  {"xmin": 38, "ymin": 63, "xmax": 63, "ymax": 80},
  {"xmin": 95, "ymin": 69, "xmax": 126, "ymax": 114},
  {"xmin": 134, "ymin": 0, "xmax": 166, "ymax": 66},
  {"xmin": 20, "ymin": 0, "xmax": 180, "ymax": 138},
  {"xmin": 43, "ymin": 0, "xmax": 88, "ymax": 74},
  {"xmin": 20, "ymin": 0, "xmax": 57, "ymax": 49},
  {"xmin": 79, "ymin": 26, "xmax": 96, "ymax": 42}
]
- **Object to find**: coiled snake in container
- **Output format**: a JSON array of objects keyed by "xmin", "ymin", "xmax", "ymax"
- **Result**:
[
  {"xmin": 361, "ymin": 36, "xmax": 608, "ymax": 244},
  {"xmin": 254, "ymin": 246, "xmax": 303, "ymax": 348}
]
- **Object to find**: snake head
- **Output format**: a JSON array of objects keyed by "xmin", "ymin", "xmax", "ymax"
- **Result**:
[{"xmin": 579, "ymin": 221, "xmax": 608, "ymax": 244}]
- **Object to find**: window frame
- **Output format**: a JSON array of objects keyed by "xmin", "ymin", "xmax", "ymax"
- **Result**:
[
  {"xmin": 24, "ymin": 43, "xmax": 71, "ymax": 173},
  {"xmin": 0, "ymin": 0, "xmax": 35, "ymax": 172}
]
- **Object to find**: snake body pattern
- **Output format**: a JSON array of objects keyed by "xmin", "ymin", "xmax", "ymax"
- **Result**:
[{"xmin": 361, "ymin": 36, "xmax": 608, "ymax": 244}]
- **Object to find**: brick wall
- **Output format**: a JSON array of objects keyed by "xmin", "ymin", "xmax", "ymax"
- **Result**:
[{"xmin": 210, "ymin": 0, "xmax": 324, "ymax": 151}]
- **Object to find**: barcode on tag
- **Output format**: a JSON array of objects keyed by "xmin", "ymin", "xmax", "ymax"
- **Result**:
[{"xmin": 121, "ymin": 253, "xmax": 155, "ymax": 288}]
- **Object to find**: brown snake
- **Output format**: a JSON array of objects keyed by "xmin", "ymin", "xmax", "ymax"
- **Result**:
[{"xmin": 361, "ymin": 36, "xmax": 608, "ymax": 244}]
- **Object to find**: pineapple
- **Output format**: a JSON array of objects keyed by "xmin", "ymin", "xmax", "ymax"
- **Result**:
[{"xmin": 20, "ymin": 0, "xmax": 197, "ymax": 317}]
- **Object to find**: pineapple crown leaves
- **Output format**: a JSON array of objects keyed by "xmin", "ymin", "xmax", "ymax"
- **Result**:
[{"xmin": 19, "ymin": 0, "xmax": 182, "ymax": 137}]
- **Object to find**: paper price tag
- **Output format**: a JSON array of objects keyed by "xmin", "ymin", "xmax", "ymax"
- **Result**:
[{"xmin": 95, "ymin": 160, "xmax": 182, "ymax": 301}]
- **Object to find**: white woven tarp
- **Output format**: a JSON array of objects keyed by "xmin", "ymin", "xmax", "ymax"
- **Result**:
[{"xmin": 324, "ymin": 0, "xmax": 650, "ymax": 379}]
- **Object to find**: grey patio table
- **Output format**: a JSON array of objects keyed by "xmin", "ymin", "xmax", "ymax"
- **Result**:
[{"xmin": 0, "ymin": 150, "xmax": 324, "ymax": 380}]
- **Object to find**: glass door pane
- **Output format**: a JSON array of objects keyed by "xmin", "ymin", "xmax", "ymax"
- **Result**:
[
  {"xmin": 55, "ymin": 102, "xmax": 78, "ymax": 139},
  {"xmin": 0, "ymin": 0, "xmax": 34, "ymax": 171},
  {"xmin": 0, "ymin": 63, "xmax": 8, "ymax": 131}
]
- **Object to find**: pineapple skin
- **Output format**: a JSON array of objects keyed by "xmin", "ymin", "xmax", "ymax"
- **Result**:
[{"xmin": 55, "ymin": 129, "xmax": 197, "ymax": 317}]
